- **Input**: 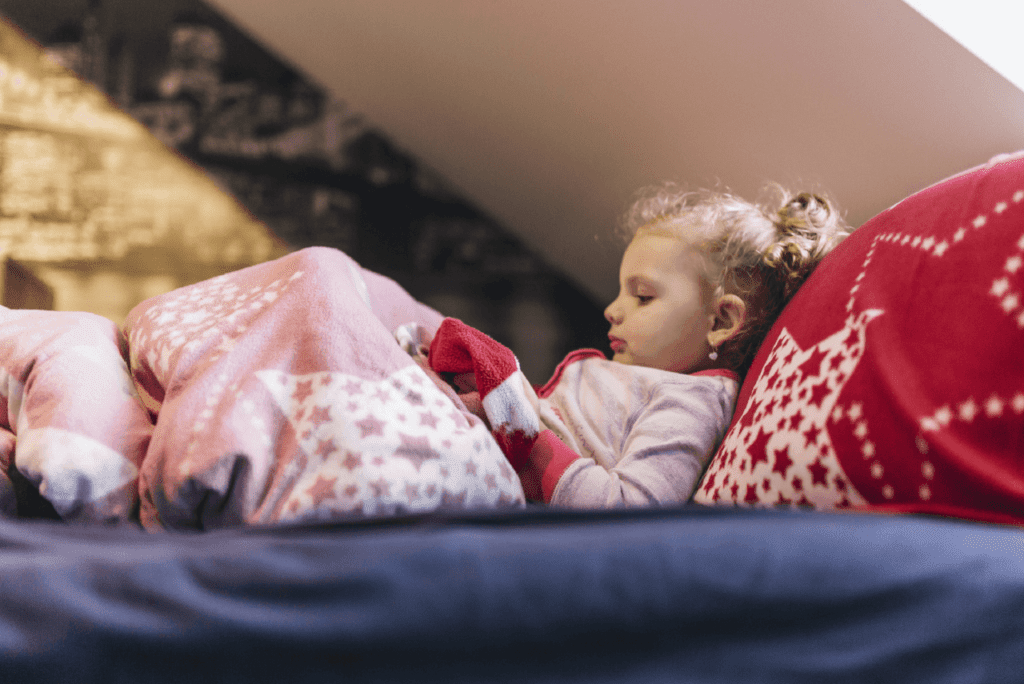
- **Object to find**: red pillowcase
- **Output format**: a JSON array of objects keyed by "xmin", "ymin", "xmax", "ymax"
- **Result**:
[{"xmin": 694, "ymin": 152, "xmax": 1024, "ymax": 524}]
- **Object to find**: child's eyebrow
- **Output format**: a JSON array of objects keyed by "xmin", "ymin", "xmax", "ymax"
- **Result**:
[{"xmin": 626, "ymin": 275, "xmax": 657, "ymax": 291}]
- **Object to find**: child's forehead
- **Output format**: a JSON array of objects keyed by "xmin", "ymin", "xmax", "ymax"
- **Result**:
[
  {"xmin": 635, "ymin": 218, "xmax": 715, "ymax": 249},
  {"xmin": 628, "ymin": 230, "xmax": 700, "ymax": 256},
  {"xmin": 623, "ymin": 232, "xmax": 704, "ymax": 274}
]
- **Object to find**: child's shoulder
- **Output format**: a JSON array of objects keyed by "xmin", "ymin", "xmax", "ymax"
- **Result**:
[{"xmin": 552, "ymin": 351, "xmax": 739, "ymax": 393}]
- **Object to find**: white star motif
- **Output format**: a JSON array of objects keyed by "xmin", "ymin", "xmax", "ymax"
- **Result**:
[
  {"xmin": 1007, "ymin": 256, "xmax": 1023, "ymax": 274},
  {"xmin": 848, "ymin": 403, "xmax": 863, "ymax": 421},
  {"xmin": 1014, "ymin": 394, "xmax": 1024, "ymax": 414},
  {"xmin": 862, "ymin": 441, "xmax": 875, "ymax": 458},
  {"xmin": 871, "ymin": 463, "xmax": 884, "ymax": 478},
  {"xmin": 995, "ymin": 201, "xmax": 1009, "ymax": 214},
  {"xmin": 154, "ymin": 309, "xmax": 178, "ymax": 326},
  {"xmin": 933, "ymin": 241, "xmax": 949, "ymax": 257},
  {"xmin": 986, "ymin": 395, "xmax": 1005, "ymax": 417},
  {"xmin": 973, "ymin": 215, "xmax": 987, "ymax": 228},
  {"xmin": 921, "ymin": 236, "xmax": 934, "ymax": 251},
  {"xmin": 954, "ymin": 228, "xmax": 967, "ymax": 242},
  {"xmin": 1001, "ymin": 294, "xmax": 1020, "ymax": 313},
  {"xmin": 156, "ymin": 345, "xmax": 173, "ymax": 377},
  {"xmin": 934, "ymin": 406, "xmax": 952, "ymax": 426},
  {"xmin": 179, "ymin": 310, "xmax": 210, "ymax": 326},
  {"xmin": 1014, "ymin": 190, "xmax": 1024, "ymax": 203},
  {"xmin": 959, "ymin": 399, "xmax": 978, "ymax": 422},
  {"xmin": 992, "ymin": 278, "xmax": 1011, "ymax": 297}
]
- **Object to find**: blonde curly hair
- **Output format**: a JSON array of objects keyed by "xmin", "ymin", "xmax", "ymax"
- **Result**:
[{"xmin": 620, "ymin": 184, "xmax": 853, "ymax": 374}]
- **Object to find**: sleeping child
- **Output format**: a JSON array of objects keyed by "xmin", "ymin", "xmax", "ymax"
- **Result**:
[{"xmin": 401, "ymin": 184, "xmax": 853, "ymax": 507}]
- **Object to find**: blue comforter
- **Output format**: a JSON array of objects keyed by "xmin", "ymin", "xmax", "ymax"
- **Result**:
[{"xmin": 0, "ymin": 506, "xmax": 1021, "ymax": 683}]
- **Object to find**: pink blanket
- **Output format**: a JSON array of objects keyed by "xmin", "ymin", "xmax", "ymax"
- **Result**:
[
  {"xmin": 0, "ymin": 309, "xmax": 152, "ymax": 522},
  {"xmin": 0, "ymin": 248, "xmax": 524, "ymax": 529}
]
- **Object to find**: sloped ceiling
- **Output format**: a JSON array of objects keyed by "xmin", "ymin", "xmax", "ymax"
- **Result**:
[{"xmin": 207, "ymin": 0, "xmax": 1024, "ymax": 304}]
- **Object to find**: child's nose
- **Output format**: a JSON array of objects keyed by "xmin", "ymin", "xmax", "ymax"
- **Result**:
[{"xmin": 604, "ymin": 301, "xmax": 621, "ymax": 325}]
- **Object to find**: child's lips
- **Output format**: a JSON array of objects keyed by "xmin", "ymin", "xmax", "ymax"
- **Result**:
[{"xmin": 608, "ymin": 336, "xmax": 625, "ymax": 353}]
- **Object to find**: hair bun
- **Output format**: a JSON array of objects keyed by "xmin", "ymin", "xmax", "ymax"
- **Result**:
[{"xmin": 763, "ymin": 191, "xmax": 851, "ymax": 299}]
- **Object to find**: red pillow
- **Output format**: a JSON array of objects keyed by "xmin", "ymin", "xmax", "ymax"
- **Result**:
[{"xmin": 694, "ymin": 152, "xmax": 1024, "ymax": 524}]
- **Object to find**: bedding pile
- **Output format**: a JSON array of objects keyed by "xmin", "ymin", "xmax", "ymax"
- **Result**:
[{"xmin": 0, "ymin": 247, "xmax": 524, "ymax": 529}]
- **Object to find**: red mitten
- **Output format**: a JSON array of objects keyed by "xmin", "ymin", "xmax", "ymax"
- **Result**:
[{"xmin": 429, "ymin": 318, "xmax": 540, "ymax": 469}]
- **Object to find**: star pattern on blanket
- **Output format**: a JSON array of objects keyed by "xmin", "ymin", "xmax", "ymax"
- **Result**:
[
  {"xmin": 126, "ymin": 269, "xmax": 305, "ymax": 406},
  {"xmin": 123, "ymin": 249, "xmax": 529, "ymax": 528},
  {"xmin": 694, "ymin": 309, "xmax": 881, "ymax": 508},
  {"xmin": 258, "ymin": 363, "xmax": 523, "ymax": 520}
]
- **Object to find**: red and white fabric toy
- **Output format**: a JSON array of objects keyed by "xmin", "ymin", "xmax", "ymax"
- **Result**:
[{"xmin": 428, "ymin": 318, "xmax": 541, "ymax": 470}]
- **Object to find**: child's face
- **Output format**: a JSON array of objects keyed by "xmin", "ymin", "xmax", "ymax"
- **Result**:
[{"xmin": 604, "ymin": 232, "xmax": 714, "ymax": 373}]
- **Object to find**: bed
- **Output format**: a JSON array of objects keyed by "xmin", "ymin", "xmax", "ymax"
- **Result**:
[
  {"xmin": 1, "ymin": 506, "xmax": 1022, "ymax": 683},
  {"xmin": 0, "ymin": 152, "xmax": 1022, "ymax": 681}
]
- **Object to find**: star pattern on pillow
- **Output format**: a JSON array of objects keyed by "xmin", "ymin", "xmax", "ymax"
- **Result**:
[
  {"xmin": 695, "ymin": 308, "xmax": 881, "ymax": 508},
  {"xmin": 990, "ymin": 231, "xmax": 1024, "ymax": 328},
  {"xmin": 700, "ymin": 171, "xmax": 1024, "ymax": 516},
  {"xmin": 903, "ymin": 186, "xmax": 1024, "ymax": 472}
]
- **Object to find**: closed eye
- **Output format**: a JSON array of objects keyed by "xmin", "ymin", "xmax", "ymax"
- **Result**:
[{"xmin": 636, "ymin": 295, "xmax": 653, "ymax": 304}]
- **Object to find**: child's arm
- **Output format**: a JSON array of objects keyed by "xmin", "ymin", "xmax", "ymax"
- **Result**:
[
  {"xmin": 427, "ymin": 318, "xmax": 543, "ymax": 468},
  {"xmin": 519, "ymin": 377, "xmax": 738, "ymax": 507},
  {"xmin": 427, "ymin": 317, "xmax": 738, "ymax": 507}
]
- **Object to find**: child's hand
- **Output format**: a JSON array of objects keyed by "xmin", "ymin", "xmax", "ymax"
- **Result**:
[
  {"xmin": 457, "ymin": 390, "xmax": 489, "ymax": 428},
  {"xmin": 394, "ymin": 322, "xmax": 433, "ymax": 357},
  {"xmin": 428, "ymin": 318, "xmax": 540, "ymax": 469},
  {"xmin": 450, "ymin": 372, "xmax": 477, "ymax": 393}
]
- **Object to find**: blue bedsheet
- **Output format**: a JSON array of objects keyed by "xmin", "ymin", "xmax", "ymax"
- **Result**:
[{"xmin": 0, "ymin": 506, "xmax": 1021, "ymax": 683}]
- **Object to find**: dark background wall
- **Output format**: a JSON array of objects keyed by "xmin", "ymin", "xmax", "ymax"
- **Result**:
[{"xmin": 0, "ymin": 0, "xmax": 609, "ymax": 384}]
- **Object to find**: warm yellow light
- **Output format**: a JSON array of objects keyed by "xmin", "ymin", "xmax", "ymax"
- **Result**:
[{"xmin": 0, "ymin": 18, "xmax": 287, "ymax": 322}]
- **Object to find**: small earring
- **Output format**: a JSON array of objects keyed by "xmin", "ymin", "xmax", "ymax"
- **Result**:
[{"xmin": 708, "ymin": 348, "xmax": 719, "ymax": 361}]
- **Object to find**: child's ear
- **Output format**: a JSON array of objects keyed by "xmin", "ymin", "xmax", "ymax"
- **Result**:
[{"xmin": 707, "ymin": 294, "xmax": 746, "ymax": 348}]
